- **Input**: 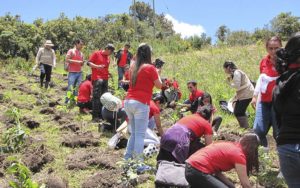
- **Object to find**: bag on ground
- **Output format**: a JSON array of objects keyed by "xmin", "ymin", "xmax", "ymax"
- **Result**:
[{"xmin": 155, "ymin": 160, "xmax": 189, "ymax": 188}]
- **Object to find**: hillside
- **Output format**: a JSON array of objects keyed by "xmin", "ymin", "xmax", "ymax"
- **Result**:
[{"xmin": 0, "ymin": 44, "xmax": 287, "ymax": 187}]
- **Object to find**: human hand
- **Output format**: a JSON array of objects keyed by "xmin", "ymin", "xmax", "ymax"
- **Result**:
[{"xmin": 251, "ymin": 97, "xmax": 257, "ymax": 109}]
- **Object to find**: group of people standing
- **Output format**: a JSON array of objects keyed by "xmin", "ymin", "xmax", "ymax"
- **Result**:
[{"xmin": 32, "ymin": 33, "xmax": 300, "ymax": 187}]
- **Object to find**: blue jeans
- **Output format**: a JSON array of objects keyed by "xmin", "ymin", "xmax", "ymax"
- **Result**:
[
  {"xmin": 148, "ymin": 116, "xmax": 156, "ymax": 130},
  {"xmin": 278, "ymin": 144, "xmax": 300, "ymax": 188},
  {"xmin": 124, "ymin": 99, "xmax": 149, "ymax": 160},
  {"xmin": 117, "ymin": 66, "xmax": 125, "ymax": 88},
  {"xmin": 65, "ymin": 72, "xmax": 82, "ymax": 103},
  {"xmin": 253, "ymin": 102, "xmax": 278, "ymax": 147}
]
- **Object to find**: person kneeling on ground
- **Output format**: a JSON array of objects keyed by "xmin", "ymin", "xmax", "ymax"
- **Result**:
[
  {"xmin": 161, "ymin": 78, "xmax": 182, "ymax": 107},
  {"xmin": 156, "ymin": 105, "xmax": 213, "ymax": 164},
  {"xmin": 148, "ymin": 94, "xmax": 165, "ymax": 136},
  {"xmin": 120, "ymin": 64, "xmax": 130, "ymax": 91},
  {"xmin": 199, "ymin": 92, "xmax": 223, "ymax": 133},
  {"xmin": 77, "ymin": 74, "xmax": 93, "ymax": 114},
  {"xmin": 180, "ymin": 80, "xmax": 204, "ymax": 113},
  {"xmin": 185, "ymin": 133, "xmax": 259, "ymax": 188}
]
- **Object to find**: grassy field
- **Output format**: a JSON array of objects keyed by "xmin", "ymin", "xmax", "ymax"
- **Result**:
[{"xmin": 0, "ymin": 43, "xmax": 287, "ymax": 187}]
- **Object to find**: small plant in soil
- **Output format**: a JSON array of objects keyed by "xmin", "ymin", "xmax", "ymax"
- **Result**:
[
  {"xmin": 65, "ymin": 86, "xmax": 78, "ymax": 109},
  {"xmin": 117, "ymin": 158, "xmax": 153, "ymax": 186},
  {"xmin": 6, "ymin": 157, "xmax": 40, "ymax": 188},
  {"xmin": 1, "ymin": 107, "xmax": 27, "ymax": 153}
]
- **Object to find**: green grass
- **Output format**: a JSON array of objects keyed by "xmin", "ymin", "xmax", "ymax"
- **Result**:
[{"xmin": 0, "ymin": 43, "xmax": 287, "ymax": 187}]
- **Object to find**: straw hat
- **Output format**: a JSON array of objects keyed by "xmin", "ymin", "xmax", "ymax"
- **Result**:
[{"xmin": 44, "ymin": 40, "xmax": 54, "ymax": 47}]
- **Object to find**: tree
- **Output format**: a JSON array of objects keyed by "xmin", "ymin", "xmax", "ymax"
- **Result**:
[
  {"xmin": 252, "ymin": 26, "xmax": 274, "ymax": 42},
  {"xmin": 187, "ymin": 33, "xmax": 211, "ymax": 49},
  {"xmin": 216, "ymin": 25, "xmax": 229, "ymax": 43},
  {"xmin": 226, "ymin": 30, "xmax": 254, "ymax": 46},
  {"xmin": 271, "ymin": 12, "xmax": 300, "ymax": 40},
  {"xmin": 129, "ymin": 1, "xmax": 153, "ymax": 22}
]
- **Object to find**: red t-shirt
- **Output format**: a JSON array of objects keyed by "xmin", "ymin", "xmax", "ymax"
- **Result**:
[
  {"xmin": 187, "ymin": 142, "xmax": 246, "ymax": 174},
  {"xmin": 149, "ymin": 100, "xmax": 160, "ymax": 119},
  {"xmin": 89, "ymin": 50, "xmax": 110, "ymax": 81},
  {"xmin": 189, "ymin": 89, "xmax": 204, "ymax": 102},
  {"xmin": 259, "ymin": 55, "xmax": 278, "ymax": 102},
  {"xmin": 77, "ymin": 80, "xmax": 93, "ymax": 103},
  {"xmin": 67, "ymin": 48, "xmax": 84, "ymax": 72},
  {"xmin": 173, "ymin": 80, "xmax": 182, "ymax": 99},
  {"xmin": 126, "ymin": 64, "xmax": 159, "ymax": 105},
  {"xmin": 124, "ymin": 70, "xmax": 130, "ymax": 80},
  {"xmin": 119, "ymin": 50, "xmax": 128, "ymax": 67},
  {"xmin": 178, "ymin": 114, "xmax": 212, "ymax": 137}
]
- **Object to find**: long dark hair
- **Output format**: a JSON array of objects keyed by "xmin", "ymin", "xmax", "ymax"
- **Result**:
[
  {"xmin": 223, "ymin": 61, "xmax": 237, "ymax": 70},
  {"xmin": 239, "ymin": 133, "xmax": 259, "ymax": 176},
  {"xmin": 131, "ymin": 43, "xmax": 152, "ymax": 86}
]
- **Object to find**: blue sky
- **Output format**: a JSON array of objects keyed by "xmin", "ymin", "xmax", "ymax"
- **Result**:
[{"xmin": 0, "ymin": 0, "xmax": 299, "ymax": 40}]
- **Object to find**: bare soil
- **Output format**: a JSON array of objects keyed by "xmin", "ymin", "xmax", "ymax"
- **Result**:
[{"xmin": 61, "ymin": 131, "xmax": 100, "ymax": 148}]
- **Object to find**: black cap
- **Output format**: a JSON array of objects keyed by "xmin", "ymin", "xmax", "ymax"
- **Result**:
[{"xmin": 105, "ymin": 43, "xmax": 115, "ymax": 51}]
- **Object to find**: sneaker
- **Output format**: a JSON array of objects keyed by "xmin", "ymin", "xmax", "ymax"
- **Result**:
[{"xmin": 136, "ymin": 165, "xmax": 152, "ymax": 174}]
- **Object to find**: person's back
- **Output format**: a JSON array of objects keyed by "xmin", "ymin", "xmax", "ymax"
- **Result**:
[
  {"xmin": 178, "ymin": 114, "xmax": 212, "ymax": 138},
  {"xmin": 126, "ymin": 63, "xmax": 159, "ymax": 105},
  {"xmin": 78, "ymin": 80, "xmax": 92, "ymax": 103}
]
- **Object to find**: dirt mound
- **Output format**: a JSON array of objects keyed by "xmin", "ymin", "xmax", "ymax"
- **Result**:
[
  {"xmin": 25, "ymin": 120, "xmax": 40, "ymax": 129},
  {"xmin": 66, "ymin": 149, "xmax": 121, "ymax": 170},
  {"xmin": 160, "ymin": 108, "xmax": 176, "ymax": 128},
  {"xmin": 22, "ymin": 145, "xmax": 54, "ymax": 173},
  {"xmin": 0, "ymin": 154, "xmax": 8, "ymax": 177},
  {"xmin": 12, "ymin": 102, "xmax": 33, "ymax": 110},
  {"xmin": 40, "ymin": 107, "xmax": 55, "ymax": 115},
  {"xmin": 45, "ymin": 175, "xmax": 68, "ymax": 188},
  {"xmin": 61, "ymin": 132, "xmax": 99, "ymax": 148},
  {"xmin": 217, "ymin": 130, "xmax": 242, "ymax": 142},
  {"xmin": 16, "ymin": 84, "xmax": 38, "ymax": 95},
  {"xmin": 82, "ymin": 170, "xmax": 150, "ymax": 188},
  {"xmin": 49, "ymin": 100, "xmax": 60, "ymax": 107},
  {"xmin": 60, "ymin": 123, "xmax": 80, "ymax": 132}
]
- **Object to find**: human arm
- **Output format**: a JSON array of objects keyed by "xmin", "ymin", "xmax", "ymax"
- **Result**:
[
  {"xmin": 154, "ymin": 114, "xmax": 164, "ymax": 136},
  {"xmin": 251, "ymin": 75, "xmax": 262, "ymax": 109},
  {"xmin": 33, "ymin": 49, "xmax": 42, "ymax": 71},
  {"xmin": 204, "ymin": 134, "xmax": 212, "ymax": 145},
  {"xmin": 228, "ymin": 70, "xmax": 242, "ymax": 89},
  {"xmin": 235, "ymin": 163, "xmax": 251, "ymax": 188},
  {"xmin": 215, "ymin": 172, "xmax": 235, "ymax": 188},
  {"xmin": 52, "ymin": 50, "xmax": 56, "ymax": 68}
]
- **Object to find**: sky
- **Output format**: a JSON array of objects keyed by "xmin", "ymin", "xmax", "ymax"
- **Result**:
[{"xmin": 0, "ymin": 0, "xmax": 299, "ymax": 41}]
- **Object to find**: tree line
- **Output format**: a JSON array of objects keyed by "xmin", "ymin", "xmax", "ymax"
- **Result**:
[{"xmin": 0, "ymin": 1, "xmax": 299, "ymax": 61}]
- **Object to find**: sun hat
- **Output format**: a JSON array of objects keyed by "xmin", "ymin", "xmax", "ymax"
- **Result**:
[{"xmin": 44, "ymin": 40, "xmax": 54, "ymax": 47}]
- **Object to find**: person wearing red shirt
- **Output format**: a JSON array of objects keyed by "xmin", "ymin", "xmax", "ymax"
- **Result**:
[
  {"xmin": 157, "ymin": 105, "xmax": 213, "ymax": 164},
  {"xmin": 251, "ymin": 36, "xmax": 282, "ymax": 149},
  {"xmin": 77, "ymin": 74, "xmax": 93, "ymax": 113},
  {"xmin": 185, "ymin": 133, "xmax": 259, "ymax": 188},
  {"xmin": 161, "ymin": 78, "xmax": 182, "ymax": 107},
  {"xmin": 199, "ymin": 92, "xmax": 222, "ymax": 133},
  {"xmin": 124, "ymin": 43, "xmax": 162, "ymax": 166},
  {"xmin": 148, "ymin": 97, "xmax": 164, "ymax": 136},
  {"xmin": 181, "ymin": 80, "xmax": 204, "ymax": 113},
  {"xmin": 115, "ymin": 43, "xmax": 133, "ymax": 89},
  {"xmin": 65, "ymin": 39, "xmax": 84, "ymax": 103},
  {"xmin": 88, "ymin": 43, "xmax": 115, "ymax": 121},
  {"xmin": 120, "ymin": 64, "xmax": 130, "ymax": 91}
]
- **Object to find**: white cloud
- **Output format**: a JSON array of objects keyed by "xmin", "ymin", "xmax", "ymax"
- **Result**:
[{"xmin": 165, "ymin": 14, "xmax": 205, "ymax": 38}]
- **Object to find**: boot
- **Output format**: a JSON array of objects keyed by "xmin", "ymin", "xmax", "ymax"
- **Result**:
[
  {"xmin": 236, "ymin": 116, "xmax": 249, "ymax": 129},
  {"xmin": 45, "ymin": 81, "xmax": 49, "ymax": 89}
]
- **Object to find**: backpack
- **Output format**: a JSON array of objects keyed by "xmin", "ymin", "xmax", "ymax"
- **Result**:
[{"xmin": 100, "ymin": 92, "xmax": 122, "ymax": 112}]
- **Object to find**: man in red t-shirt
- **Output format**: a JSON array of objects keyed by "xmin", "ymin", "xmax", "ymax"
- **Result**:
[
  {"xmin": 181, "ymin": 80, "xmax": 204, "ymax": 113},
  {"xmin": 88, "ymin": 43, "xmax": 115, "ymax": 121},
  {"xmin": 77, "ymin": 74, "xmax": 93, "ymax": 113},
  {"xmin": 65, "ymin": 39, "xmax": 84, "ymax": 103},
  {"xmin": 115, "ymin": 43, "xmax": 133, "ymax": 89},
  {"xmin": 148, "ymin": 96, "xmax": 165, "ymax": 136}
]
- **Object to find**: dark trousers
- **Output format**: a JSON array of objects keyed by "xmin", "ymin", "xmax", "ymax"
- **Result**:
[
  {"xmin": 157, "ymin": 140, "xmax": 205, "ymax": 164},
  {"xmin": 212, "ymin": 116, "xmax": 222, "ymax": 132},
  {"xmin": 40, "ymin": 63, "xmax": 52, "ymax": 83},
  {"xmin": 117, "ymin": 66, "xmax": 125, "ymax": 88},
  {"xmin": 185, "ymin": 163, "xmax": 229, "ymax": 188},
  {"xmin": 92, "ymin": 79, "xmax": 108, "ymax": 120},
  {"xmin": 101, "ymin": 107, "xmax": 127, "ymax": 130},
  {"xmin": 77, "ymin": 101, "xmax": 92, "ymax": 110},
  {"xmin": 234, "ymin": 98, "xmax": 251, "ymax": 117}
]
